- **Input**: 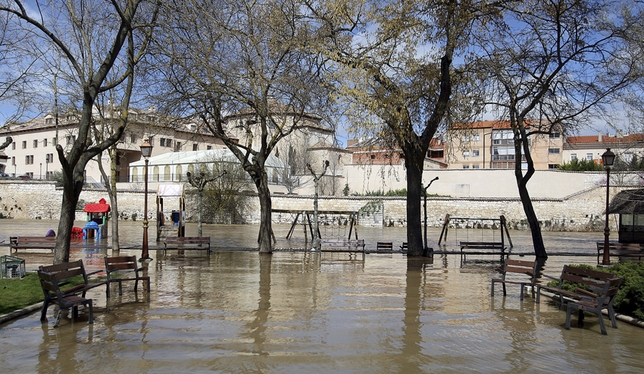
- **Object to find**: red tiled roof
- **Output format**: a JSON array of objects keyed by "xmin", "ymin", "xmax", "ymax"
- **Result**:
[{"xmin": 83, "ymin": 198, "xmax": 111, "ymax": 213}]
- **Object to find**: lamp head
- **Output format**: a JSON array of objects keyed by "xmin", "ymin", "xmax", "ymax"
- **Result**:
[
  {"xmin": 140, "ymin": 139, "xmax": 153, "ymax": 159},
  {"xmin": 602, "ymin": 148, "xmax": 615, "ymax": 168}
]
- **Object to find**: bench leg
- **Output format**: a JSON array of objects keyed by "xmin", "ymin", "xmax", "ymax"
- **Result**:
[
  {"xmin": 54, "ymin": 308, "xmax": 63, "ymax": 328},
  {"xmin": 40, "ymin": 300, "xmax": 50, "ymax": 321},
  {"xmin": 87, "ymin": 300, "xmax": 93, "ymax": 324}
]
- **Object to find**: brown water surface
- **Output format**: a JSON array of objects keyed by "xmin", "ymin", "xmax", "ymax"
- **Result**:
[{"xmin": 1, "ymin": 220, "xmax": 642, "ymax": 373}]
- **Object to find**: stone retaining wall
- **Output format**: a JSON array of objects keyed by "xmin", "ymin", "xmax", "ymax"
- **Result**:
[{"xmin": 0, "ymin": 180, "xmax": 625, "ymax": 232}]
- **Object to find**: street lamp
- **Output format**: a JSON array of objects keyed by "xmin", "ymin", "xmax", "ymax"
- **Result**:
[
  {"xmin": 140, "ymin": 139, "xmax": 153, "ymax": 262},
  {"xmin": 602, "ymin": 148, "xmax": 615, "ymax": 265}
]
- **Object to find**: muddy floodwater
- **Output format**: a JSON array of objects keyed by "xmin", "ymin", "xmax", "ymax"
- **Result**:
[{"xmin": 1, "ymin": 220, "xmax": 643, "ymax": 373}]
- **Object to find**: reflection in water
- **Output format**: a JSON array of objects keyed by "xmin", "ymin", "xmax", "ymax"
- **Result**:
[{"xmin": 1, "ymin": 222, "xmax": 644, "ymax": 373}]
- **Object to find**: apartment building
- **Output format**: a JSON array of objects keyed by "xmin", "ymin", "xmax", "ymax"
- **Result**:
[
  {"xmin": 563, "ymin": 133, "xmax": 644, "ymax": 165},
  {"xmin": 445, "ymin": 120, "xmax": 564, "ymax": 170},
  {"xmin": 0, "ymin": 107, "xmax": 225, "ymax": 184}
]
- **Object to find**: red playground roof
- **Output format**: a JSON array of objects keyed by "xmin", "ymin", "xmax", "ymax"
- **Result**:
[{"xmin": 84, "ymin": 198, "xmax": 111, "ymax": 213}]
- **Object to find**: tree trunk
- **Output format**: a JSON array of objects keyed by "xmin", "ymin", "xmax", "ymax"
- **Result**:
[
  {"xmin": 107, "ymin": 148, "xmax": 120, "ymax": 251},
  {"xmin": 255, "ymin": 172, "xmax": 273, "ymax": 254},
  {"xmin": 517, "ymin": 178, "xmax": 547, "ymax": 258},
  {"xmin": 405, "ymin": 155, "xmax": 424, "ymax": 257},
  {"xmin": 54, "ymin": 177, "xmax": 83, "ymax": 264}
]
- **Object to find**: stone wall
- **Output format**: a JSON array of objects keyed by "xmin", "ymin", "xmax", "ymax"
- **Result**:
[{"xmin": 0, "ymin": 179, "xmax": 624, "ymax": 232}]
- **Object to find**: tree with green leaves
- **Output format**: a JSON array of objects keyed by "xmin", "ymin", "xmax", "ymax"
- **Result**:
[{"xmin": 303, "ymin": 0, "xmax": 496, "ymax": 256}]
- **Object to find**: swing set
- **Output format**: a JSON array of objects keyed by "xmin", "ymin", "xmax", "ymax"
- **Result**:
[
  {"xmin": 272, "ymin": 209, "xmax": 359, "ymax": 241},
  {"xmin": 438, "ymin": 214, "xmax": 513, "ymax": 249}
]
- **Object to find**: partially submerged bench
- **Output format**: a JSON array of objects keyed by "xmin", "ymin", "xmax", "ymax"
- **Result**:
[
  {"xmin": 163, "ymin": 236, "xmax": 211, "ymax": 257},
  {"xmin": 376, "ymin": 241, "xmax": 394, "ymax": 253},
  {"xmin": 10, "ymin": 236, "xmax": 57, "ymax": 254},
  {"xmin": 536, "ymin": 265, "xmax": 617, "ymax": 306},
  {"xmin": 38, "ymin": 269, "xmax": 94, "ymax": 327},
  {"xmin": 491, "ymin": 259, "xmax": 538, "ymax": 300},
  {"xmin": 460, "ymin": 241, "xmax": 506, "ymax": 261},
  {"xmin": 320, "ymin": 239, "xmax": 365, "ymax": 260},
  {"xmin": 596, "ymin": 241, "xmax": 644, "ymax": 263},
  {"xmin": 38, "ymin": 260, "xmax": 106, "ymax": 327},
  {"xmin": 565, "ymin": 276, "xmax": 623, "ymax": 335},
  {"xmin": 104, "ymin": 255, "xmax": 151, "ymax": 297}
]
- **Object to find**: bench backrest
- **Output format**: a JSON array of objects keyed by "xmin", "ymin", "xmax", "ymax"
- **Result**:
[
  {"xmin": 596, "ymin": 242, "xmax": 642, "ymax": 251},
  {"xmin": 105, "ymin": 255, "xmax": 139, "ymax": 273},
  {"xmin": 39, "ymin": 260, "xmax": 88, "ymax": 284},
  {"xmin": 501, "ymin": 259, "xmax": 538, "ymax": 283},
  {"xmin": 165, "ymin": 236, "xmax": 210, "ymax": 245},
  {"xmin": 560, "ymin": 265, "xmax": 615, "ymax": 289},
  {"xmin": 11, "ymin": 236, "xmax": 57, "ymax": 244},
  {"xmin": 377, "ymin": 242, "xmax": 393, "ymax": 250}
]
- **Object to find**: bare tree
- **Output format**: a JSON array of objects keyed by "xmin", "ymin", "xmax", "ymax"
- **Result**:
[
  {"xmin": 472, "ymin": 0, "xmax": 642, "ymax": 258},
  {"xmin": 0, "ymin": 0, "xmax": 159, "ymax": 263},
  {"xmin": 153, "ymin": 0, "xmax": 333, "ymax": 253}
]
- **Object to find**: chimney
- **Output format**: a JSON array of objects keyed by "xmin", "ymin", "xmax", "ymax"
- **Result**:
[{"xmin": 598, "ymin": 132, "xmax": 602, "ymax": 142}]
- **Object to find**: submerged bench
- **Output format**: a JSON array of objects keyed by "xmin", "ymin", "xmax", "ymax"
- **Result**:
[
  {"xmin": 38, "ymin": 260, "xmax": 107, "ymax": 327},
  {"xmin": 320, "ymin": 239, "xmax": 365, "ymax": 260},
  {"xmin": 565, "ymin": 276, "xmax": 623, "ymax": 335},
  {"xmin": 376, "ymin": 241, "xmax": 394, "ymax": 253},
  {"xmin": 10, "ymin": 236, "xmax": 57, "ymax": 254},
  {"xmin": 104, "ymin": 255, "xmax": 150, "ymax": 297},
  {"xmin": 460, "ymin": 241, "xmax": 506, "ymax": 261},
  {"xmin": 163, "ymin": 236, "xmax": 211, "ymax": 257},
  {"xmin": 596, "ymin": 241, "xmax": 644, "ymax": 263},
  {"xmin": 491, "ymin": 259, "xmax": 538, "ymax": 300}
]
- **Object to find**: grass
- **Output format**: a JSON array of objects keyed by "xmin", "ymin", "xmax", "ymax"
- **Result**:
[
  {"xmin": 0, "ymin": 273, "xmax": 43, "ymax": 315},
  {"xmin": 0, "ymin": 272, "xmax": 95, "ymax": 315}
]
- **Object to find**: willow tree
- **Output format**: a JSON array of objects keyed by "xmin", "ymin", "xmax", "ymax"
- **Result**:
[
  {"xmin": 0, "ymin": 0, "xmax": 159, "ymax": 263},
  {"xmin": 153, "ymin": 0, "xmax": 333, "ymax": 253},
  {"xmin": 472, "ymin": 0, "xmax": 642, "ymax": 258},
  {"xmin": 304, "ymin": 0, "xmax": 495, "ymax": 256}
]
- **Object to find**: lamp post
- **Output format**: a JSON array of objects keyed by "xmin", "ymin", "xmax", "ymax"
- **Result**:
[
  {"xmin": 140, "ymin": 139, "xmax": 153, "ymax": 262},
  {"xmin": 602, "ymin": 148, "xmax": 615, "ymax": 265}
]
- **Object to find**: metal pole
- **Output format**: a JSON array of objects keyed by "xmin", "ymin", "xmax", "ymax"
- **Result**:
[
  {"xmin": 603, "ymin": 167, "xmax": 611, "ymax": 265},
  {"xmin": 142, "ymin": 159, "xmax": 151, "ymax": 261}
]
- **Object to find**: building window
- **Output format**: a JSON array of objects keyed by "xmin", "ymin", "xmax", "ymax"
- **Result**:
[
  {"xmin": 175, "ymin": 141, "xmax": 181, "ymax": 152},
  {"xmin": 12, "ymin": 142, "xmax": 15, "ymax": 150},
  {"xmin": 472, "ymin": 149, "xmax": 480, "ymax": 157},
  {"xmin": 46, "ymin": 154, "xmax": 54, "ymax": 163},
  {"xmin": 46, "ymin": 118, "xmax": 53, "ymax": 125},
  {"xmin": 160, "ymin": 138, "xmax": 173, "ymax": 148},
  {"xmin": 462, "ymin": 150, "xmax": 470, "ymax": 157},
  {"xmin": 473, "ymin": 134, "xmax": 480, "ymax": 141},
  {"xmin": 586, "ymin": 153, "xmax": 593, "ymax": 161},
  {"xmin": 548, "ymin": 148, "xmax": 560, "ymax": 154},
  {"xmin": 53, "ymin": 137, "xmax": 57, "ymax": 146},
  {"xmin": 130, "ymin": 134, "xmax": 137, "ymax": 143},
  {"xmin": 66, "ymin": 135, "xmax": 75, "ymax": 145},
  {"xmin": 570, "ymin": 153, "xmax": 577, "ymax": 160},
  {"xmin": 548, "ymin": 164, "xmax": 559, "ymax": 169},
  {"xmin": 193, "ymin": 143, "xmax": 198, "ymax": 151},
  {"xmin": 160, "ymin": 138, "xmax": 166, "ymax": 147},
  {"xmin": 462, "ymin": 165, "xmax": 470, "ymax": 169},
  {"xmin": 25, "ymin": 155, "xmax": 34, "ymax": 165},
  {"xmin": 549, "ymin": 132, "xmax": 561, "ymax": 138},
  {"xmin": 11, "ymin": 157, "xmax": 15, "ymax": 166},
  {"xmin": 43, "ymin": 138, "xmax": 48, "ymax": 147},
  {"xmin": 33, "ymin": 139, "xmax": 38, "ymax": 148},
  {"xmin": 472, "ymin": 164, "xmax": 480, "ymax": 169},
  {"xmin": 22, "ymin": 141, "xmax": 27, "ymax": 149}
]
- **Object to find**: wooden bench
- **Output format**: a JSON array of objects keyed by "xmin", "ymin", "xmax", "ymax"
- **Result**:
[
  {"xmin": 536, "ymin": 265, "xmax": 617, "ymax": 307},
  {"xmin": 376, "ymin": 241, "xmax": 394, "ymax": 252},
  {"xmin": 565, "ymin": 276, "xmax": 623, "ymax": 335},
  {"xmin": 163, "ymin": 236, "xmax": 211, "ymax": 257},
  {"xmin": 460, "ymin": 241, "xmax": 506, "ymax": 260},
  {"xmin": 104, "ymin": 255, "xmax": 151, "ymax": 297},
  {"xmin": 38, "ymin": 260, "xmax": 107, "ymax": 327},
  {"xmin": 596, "ymin": 241, "xmax": 644, "ymax": 263},
  {"xmin": 491, "ymin": 259, "xmax": 538, "ymax": 300},
  {"xmin": 10, "ymin": 236, "xmax": 57, "ymax": 253},
  {"xmin": 320, "ymin": 239, "xmax": 365, "ymax": 260},
  {"xmin": 400, "ymin": 242, "xmax": 408, "ymax": 253},
  {"xmin": 38, "ymin": 269, "xmax": 94, "ymax": 327}
]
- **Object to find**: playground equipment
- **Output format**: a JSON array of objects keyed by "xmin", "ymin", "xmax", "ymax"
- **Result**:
[
  {"xmin": 438, "ymin": 214, "xmax": 513, "ymax": 248},
  {"xmin": 273, "ymin": 209, "xmax": 359, "ymax": 241},
  {"xmin": 156, "ymin": 184, "xmax": 186, "ymax": 241},
  {"xmin": 83, "ymin": 198, "xmax": 110, "ymax": 239}
]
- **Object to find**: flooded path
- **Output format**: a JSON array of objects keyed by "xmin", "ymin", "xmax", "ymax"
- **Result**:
[{"xmin": 1, "ymin": 220, "xmax": 642, "ymax": 373}]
